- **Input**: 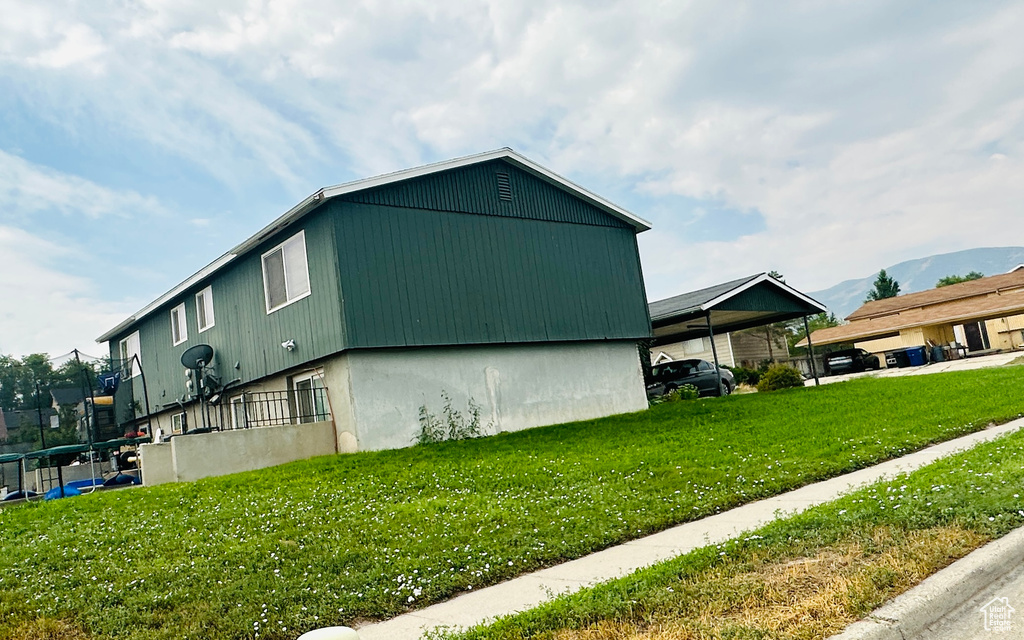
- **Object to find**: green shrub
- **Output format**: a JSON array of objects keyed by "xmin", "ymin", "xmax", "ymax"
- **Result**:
[
  {"xmin": 648, "ymin": 384, "xmax": 700, "ymax": 405},
  {"xmin": 728, "ymin": 366, "xmax": 761, "ymax": 386},
  {"xmin": 668, "ymin": 384, "xmax": 700, "ymax": 401},
  {"xmin": 756, "ymin": 364, "xmax": 805, "ymax": 392}
]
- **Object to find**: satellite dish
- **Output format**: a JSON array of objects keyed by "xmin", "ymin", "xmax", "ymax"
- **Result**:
[{"xmin": 180, "ymin": 344, "xmax": 214, "ymax": 370}]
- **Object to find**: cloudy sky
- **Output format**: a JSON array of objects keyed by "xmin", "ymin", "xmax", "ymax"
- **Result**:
[{"xmin": 1, "ymin": 0, "xmax": 1022, "ymax": 358}]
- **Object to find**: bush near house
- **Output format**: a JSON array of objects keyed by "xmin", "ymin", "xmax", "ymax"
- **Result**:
[
  {"xmin": 1, "ymin": 368, "xmax": 1024, "ymax": 639},
  {"xmin": 756, "ymin": 363, "xmax": 805, "ymax": 392},
  {"xmin": 726, "ymin": 365, "xmax": 762, "ymax": 386}
]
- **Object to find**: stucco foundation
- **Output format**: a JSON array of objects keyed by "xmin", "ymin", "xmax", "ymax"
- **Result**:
[{"xmin": 333, "ymin": 340, "xmax": 648, "ymax": 451}]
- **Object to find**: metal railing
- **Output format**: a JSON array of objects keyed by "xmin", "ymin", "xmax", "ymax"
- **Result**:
[{"xmin": 227, "ymin": 388, "xmax": 331, "ymax": 429}]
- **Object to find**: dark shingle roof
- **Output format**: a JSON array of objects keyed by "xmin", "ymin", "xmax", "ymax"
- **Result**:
[
  {"xmin": 50, "ymin": 387, "xmax": 86, "ymax": 406},
  {"xmin": 648, "ymin": 275, "xmax": 761, "ymax": 322}
]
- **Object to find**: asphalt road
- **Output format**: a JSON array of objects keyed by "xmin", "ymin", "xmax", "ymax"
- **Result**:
[{"xmin": 914, "ymin": 560, "xmax": 1024, "ymax": 639}]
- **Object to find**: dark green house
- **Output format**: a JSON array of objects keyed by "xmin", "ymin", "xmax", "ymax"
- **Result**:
[{"xmin": 98, "ymin": 149, "xmax": 652, "ymax": 462}]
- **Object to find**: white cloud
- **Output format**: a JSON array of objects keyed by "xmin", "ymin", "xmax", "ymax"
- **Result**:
[
  {"xmin": 0, "ymin": 226, "xmax": 134, "ymax": 358},
  {"xmin": 0, "ymin": 149, "xmax": 164, "ymax": 221},
  {"xmin": 1, "ymin": 0, "xmax": 1023, "ymax": 338},
  {"xmin": 26, "ymin": 23, "xmax": 108, "ymax": 71}
]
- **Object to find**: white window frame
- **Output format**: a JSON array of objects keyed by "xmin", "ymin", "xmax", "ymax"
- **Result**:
[
  {"xmin": 261, "ymin": 230, "xmax": 311, "ymax": 314},
  {"xmin": 292, "ymin": 370, "xmax": 328, "ymax": 424},
  {"xmin": 196, "ymin": 286, "xmax": 215, "ymax": 333},
  {"xmin": 170, "ymin": 412, "xmax": 185, "ymax": 435},
  {"xmin": 119, "ymin": 331, "xmax": 141, "ymax": 378},
  {"xmin": 170, "ymin": 303, "xmax": 188, "ymax": 346},
  {"xmin": 230, "ymin": 395, "xmax": 246, "ymax": 430}
]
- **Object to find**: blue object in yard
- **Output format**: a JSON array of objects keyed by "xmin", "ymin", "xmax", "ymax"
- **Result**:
[
  {"xmin": 905, "ymin": 346, "xmax": 927, "ymax": 366},
  {"xmin": 3, "ymin": 490, "xmax": 36, "ymax": 501},
  {"xmin": 66, "ymin": 478, "xmax": 105, "ymax": 490},
  {"xmin": 103, "ymin": 473, "xmax": 141, "ymax": 487},
  {"xmin": 44, "ymin": 485, "xmax": 82, "ymax": 500}
]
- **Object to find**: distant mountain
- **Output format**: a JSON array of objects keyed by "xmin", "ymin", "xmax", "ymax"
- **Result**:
[{"xmin": 808, "ymin": 247, "xmax": 1024, "ymax": 319}]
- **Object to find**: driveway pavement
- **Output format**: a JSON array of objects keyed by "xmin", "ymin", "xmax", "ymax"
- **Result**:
[{"xmin": 806, "ymin": 351, "xmax": 1022, "ymax": 386}]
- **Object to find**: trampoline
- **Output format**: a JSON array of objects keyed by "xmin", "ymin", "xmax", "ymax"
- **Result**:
[
  {"xmin": 0, "ymin": 452, "xmax": 26, "ymax": 501},
  {"xmin": 14, "ymin": 436, "xmax": 150, "ymax": 502}
]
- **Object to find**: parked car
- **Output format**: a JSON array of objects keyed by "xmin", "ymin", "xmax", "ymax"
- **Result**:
[
  {"xmin": 646, "ymin": 359, "xmax": 736, "ymax": 398},
  {"xmin": 823, "ymin": 348, "xmax": 880, "ymax": 375}
]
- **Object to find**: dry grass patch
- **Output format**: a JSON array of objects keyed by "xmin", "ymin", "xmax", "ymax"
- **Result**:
[
  {"xmin": 4, "ymin": 618, "xmax": 91, "ymax": 640},
  {"xmin": 551, "ymin": 525, "xmax": 988, "ymax": 640}
]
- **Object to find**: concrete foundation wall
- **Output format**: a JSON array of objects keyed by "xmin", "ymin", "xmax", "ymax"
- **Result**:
[
  {"xmin": 139, "ymin": 442, "xmax": 176, "ymax": 485},
  {"xmin": 139, "ymin": 420, "xmax": 336, "ymax": 486},
  {"xmin": 342, "ymin": 340, "xmax": 648, "ymax": 451}
]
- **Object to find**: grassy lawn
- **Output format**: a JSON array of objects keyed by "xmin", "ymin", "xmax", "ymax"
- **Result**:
[
  {"xmin": 1, "ymin": 366, "xmax": 1023, "ymax": 639},
  {"xmin": 443, "ymin": 425, "xmax": 1024, "ymax": 639}
]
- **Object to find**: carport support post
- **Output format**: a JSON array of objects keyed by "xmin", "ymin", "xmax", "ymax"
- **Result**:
[
  {"xmin": 802, "ymin": 315, "xmax": 820, "ymax": 386},
  {"xmin": 706, "ymin": 311, "xmax": 724, "ymax": 396}
]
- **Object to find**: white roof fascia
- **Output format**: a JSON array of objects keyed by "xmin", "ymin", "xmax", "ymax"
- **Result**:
[
  {"xmin": 96, "ymin": 252, "xmax": 237, "ymax": 343},
  {"xmin": 98, "ymin": 148, "xmax": 649, "ymax": 343},
  {"xmin": 319, "ymin": 148, "xmax": 652, "ymax": 231},
  {"xmin": 701, "ymin": 273, "xmax": 828, "ymax": 313}
]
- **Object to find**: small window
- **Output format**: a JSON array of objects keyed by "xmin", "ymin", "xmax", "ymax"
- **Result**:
[
  {"xmin": 293, "ymin": 372, "xmax": 329, "ymax": 424},
  {"xmin": 170, "ymin": 412, "xmax": 185, "ymax": 435},
  {"xmin": 170, "ymin": 303, "xmax": 188, "ymax": 346},
  {"xmin": 119, "ymin": 331, "xmax": 141, "ymax": 378},
  {"xmin": 230, "ymin": 395, "xmax": 246, "ymax": 429},
  {"xmin": 262, "ymin": 231, "xmax": 311, "ymax": 313},
  {"xmin": 196, "ymin": 286, "xmax": 215, "ymax": 332}
]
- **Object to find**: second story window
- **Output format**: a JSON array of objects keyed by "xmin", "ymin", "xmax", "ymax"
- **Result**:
[
  {"xmin": 119, "ymin": 331, "xmax": 141, "ymax": 378},
  {"xmin": 196, "ymin": 286, "xmax": 215, "ymax": 332},
  {"xmin": 262, "ymin": 230, "xmax": 311, "ymax": 313},
  {"xmin": 171, "ymin": 303, "xmax": 187, "ymax": 346}
]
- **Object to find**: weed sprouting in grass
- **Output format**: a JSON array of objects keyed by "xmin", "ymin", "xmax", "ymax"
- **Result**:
[{"xmin": 417, "ymin": 391, "xmax": 490, "ymax": 444}]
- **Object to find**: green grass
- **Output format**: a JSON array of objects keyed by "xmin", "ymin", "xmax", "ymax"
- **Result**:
[
  {"xmin": 441, "ymin": 421, "xmax": 1024, "ymax": 639},
  {"xmin": 1, "ymin": 367, "xmax": 1023, "ymax": 639}
]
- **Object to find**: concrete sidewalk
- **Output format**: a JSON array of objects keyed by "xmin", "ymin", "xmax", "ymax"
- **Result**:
[{"xmin": 356, "ymin": 417, "xmax": 1024, "ymax": 640}]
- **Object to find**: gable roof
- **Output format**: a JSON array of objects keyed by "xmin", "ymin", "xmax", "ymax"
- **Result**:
[
  {"xmin": 51, "ymin": 387, "xmax": 86, "ymax": 406},
  {"xmin": 649, "ymin": 273, "xmax": 827, "ymax": 345},
  {"xmin": 846, "ymin": 269, "xmax": 1024, "ymax": 321},
  {"xmin": 798, "ymin": 270, "xmax": 1024, "ymax": 347},
  {"xmin": 98, "ymin": 148, "xmax": 650, "ymax": 344}
]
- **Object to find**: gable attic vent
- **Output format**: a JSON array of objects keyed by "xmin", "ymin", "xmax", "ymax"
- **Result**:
[{"xmin": 496, "ymin": 172, "xmax": 513, "ymax": 201}]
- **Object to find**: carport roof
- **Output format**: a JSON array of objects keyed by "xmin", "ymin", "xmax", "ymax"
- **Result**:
[{"xmin": 649, "ymin": 274, "xmax": 827, "ymax": 346}]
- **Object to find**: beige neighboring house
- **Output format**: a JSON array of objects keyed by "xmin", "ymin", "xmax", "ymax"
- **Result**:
[
  {"xmin": 799, "ymin": 269, "xmax": 1024, "ymax": 359},
  {"xmin": 652, "ymin": 330, "xmax": 791, "ymax": 368}
]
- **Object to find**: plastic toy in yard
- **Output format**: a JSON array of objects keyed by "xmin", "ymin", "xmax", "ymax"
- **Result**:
[{"xmin": 44, "ymin": 485, "xmax": 82, "ymax": 500}]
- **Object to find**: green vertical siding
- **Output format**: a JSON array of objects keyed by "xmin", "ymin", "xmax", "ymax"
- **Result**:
[
  {"xmin": 714, "ymin": 282, "xmax": 811, "ymax": 313},
  {"xmin": 333, "ymin": 201, "xmax": 649, "ymax": 348},
  {"xmin": 109, "ymin": 212, "xmax": 345, "ymax": 407},
  {"xmin": 341, "ymin": 160, "xmax": 632, "ymax": 229}
]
